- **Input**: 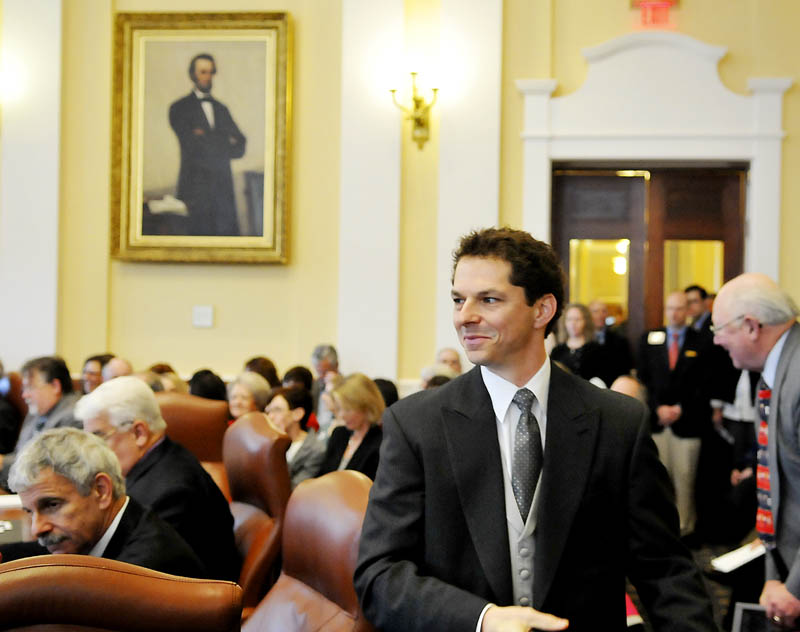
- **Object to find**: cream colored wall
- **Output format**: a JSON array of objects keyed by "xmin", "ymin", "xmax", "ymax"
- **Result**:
[
  {"xmin": 58, "ymin": 0, "xmax": 342, "ymax": 378},
  {"xmin": 56, "ymin": 0, "xmax": 799, "ymax": 382},
  {"xmin": 500, "ymin": 0, "xmax": 800, "ymax": 299}
]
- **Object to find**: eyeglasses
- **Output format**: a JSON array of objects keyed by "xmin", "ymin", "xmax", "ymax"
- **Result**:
[
  {"xmin": 710, "ymin": 314, "xmax": 746, "ymax": 334},
  {"xmin": 91, "ymin": 427, "xmax": 119, "ymax": 442}
]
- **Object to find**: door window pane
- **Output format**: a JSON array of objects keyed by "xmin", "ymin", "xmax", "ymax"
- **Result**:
[
  {"xmin": 569, "ymin": 239, "xmax": 629, "ymax": 326},
  {"xmin": 663, "ymin": 240, "xmax": 724, "ymax": 303}
]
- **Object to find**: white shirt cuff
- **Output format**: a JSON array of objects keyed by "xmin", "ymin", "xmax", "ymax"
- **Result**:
[{"xmin": 476, "ymin": 603, "xmax": 494, "ymax": 632}]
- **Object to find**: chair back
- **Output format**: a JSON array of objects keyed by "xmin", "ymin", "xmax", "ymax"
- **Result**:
[
  {"xmin": 155, "ymin": 391, "xmax": 229, "ymax": 461},
  {"xmin": 0, "ymin": 554, "xmax": 242, "ymax": 631},
  {"xmin": 243, "ymin": 470, "xmax": 375, "ymax": 632},
  {"xmin": 224, "ymin": 411, "xmax": 292, "ymax": 611}
]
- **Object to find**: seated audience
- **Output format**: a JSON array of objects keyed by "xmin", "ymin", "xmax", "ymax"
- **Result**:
[
  {"xmin": 265, "ymin": 386, "xmax": 324, "ymax": 489},
  {"xmin": 2, "ymin": 427, "xmax": 206, "ymax": 578},
  {"xmin": 134, "ymin": 371, "xmax": 164, "ymax": 392},
  {"xmin": 227, "ymin": 371, "xmax": 271, "ymax": 421},
  {"xmin": 317, "ymin": 373, "xmax": 384, "ymax": 480},
  {"xmin": 158, "ymin": 371, "xmax": 188, "ymax": 393},
  {"xmin": 435, "ymin": 347, "xmax": 463, "ymax": 375},
  {"xmin": 74, "ymin": 377, "xmax": 239, "ymax": 581},
  {"xmin": 244, "ymin": 356, "xmax": 281, "ymax": 388},
  {"xmin": 102, "ymin": 357, "xmax": 133, "ymax": 381},
  {"xmin": 0, "ymin": 356, "xmax": 82, "ymax": 491},
  {"xmin": 420, "ymin": 363, "xmax": 459, "ymax": 390},
  {"xmin": 81, "ymin": 353, "xmax": 114, "ymax": 394},
  {"xmin": 550, "ymin": 303, "xmax": 605, "ymax": 384},
  {"xmin": 425, "ymin": 375, "xmax": 452, "ymax": 389},
  {"xmin": 310, "ymin": 344, "xmax": 340, "ymax": 415},
  {"xmin": 373, "ymin": 378, "xmax": 399, "ymax": 407},
  {"xmin": 0, "ymin": 359, "xmax": 21, "ymax": 454},
  {"xmin": 147, "ymin": 363, "xmax": 177, "ymax": 375},
  {"xmin": 282, "ymin": 365, "xmax": 314, "ymax": 391},
  {"xmin": 189, "ymin": 369, "xmax": 227, "ymax": 401}
]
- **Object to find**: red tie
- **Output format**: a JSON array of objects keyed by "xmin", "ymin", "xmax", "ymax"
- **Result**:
[
  {"xmin": 668, "ymin": 332, "xmax": 679, "ymax": 370},
  {"xmin": 756, "ymin": 381, "xmax": 776, "ymax": 549}
]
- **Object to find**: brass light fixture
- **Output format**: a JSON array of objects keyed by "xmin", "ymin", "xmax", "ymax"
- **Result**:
[{"xmin": 390, "ymin": 72, "xmax": 438, "ymax": 150}]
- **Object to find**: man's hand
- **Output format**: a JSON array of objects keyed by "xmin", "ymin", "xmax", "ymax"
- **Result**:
[
  {"xmin": 712, "ymin": 407, "xmax": 724, "ymax": 428},
  {"xmin": 482, "ymin": 605, "xmax": 568, "ymax": 631},
  {"xmin": 760, "ymin": 580, "xmax": 800, "ymax": 627},
  {"xmin": 731, "ymin": 467, "xmax": 753, "ymax": 486}
]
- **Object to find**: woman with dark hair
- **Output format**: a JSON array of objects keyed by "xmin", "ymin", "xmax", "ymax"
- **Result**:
[
  {"xmin": 265, "ymin": 386, "xmax": 324, "ymax": 488},
  {"xmin": 282, "ymin": 365, "xmax": 314, "ymax": 391},
  {"xmin": 189, "ymin": 369, "xmax": 227, "ymax": 401},
  {"xmin": 244, "ymin": 356, "xmax": 280, "ymax": 388}
]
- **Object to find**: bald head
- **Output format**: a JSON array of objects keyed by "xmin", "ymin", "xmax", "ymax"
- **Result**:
[
  {"xmin": 610, "ymin": 375, "xmax": 647, "ymax": 405},
  {"xmin": 665, "ymin": 291, "xmax": 688, "ymax": 328},
  {"xmin": 102, "ymin": 357, "xmax": 133, "ymax": 382},
  {"xmin": 712, "ymin": 273, "xmax": 798, "ymax": 371}
]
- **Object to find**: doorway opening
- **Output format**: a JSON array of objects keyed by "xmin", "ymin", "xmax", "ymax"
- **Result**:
[{"xmin": 551, "ymin": 166, "xmax": 747, "ymax": 347}]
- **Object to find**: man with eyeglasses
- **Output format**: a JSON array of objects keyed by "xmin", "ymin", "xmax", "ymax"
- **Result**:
[
  {"xmin": 74, "ymin": 376, "xmax": 239, "ymax": 582},
  {"xmin": 712, "ymin": 273, "xmax": 800, "ymax": 629}
]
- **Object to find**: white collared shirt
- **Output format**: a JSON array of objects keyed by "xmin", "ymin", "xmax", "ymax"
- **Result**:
[
  {"xmin": 474, "ymin": 360, "xmax": 551, "ymax": 629},
  {"xmin": 762, "ymin": 328, "xmax": 791, "ymax": 390},
  {"xmin": 193, "ymin": 89, "xmax": 215, "ymax": 129},
  {"xmin": 88, "ymin": 496, "xmax": 130, "ymax": 558}
]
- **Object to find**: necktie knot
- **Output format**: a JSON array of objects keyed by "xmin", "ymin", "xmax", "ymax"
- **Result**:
[{"xmin": 512, "ymin": 388, "xmax": 535, "ymax": 413}]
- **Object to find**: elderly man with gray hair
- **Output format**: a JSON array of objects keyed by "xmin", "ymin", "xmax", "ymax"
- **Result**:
[
  {"xmin": 0, "ymin": 427, "xmax": 204, "ymax": 577},
  {"xmin": 74, "ymin": 376, "xmax": 239, "ymax": 582},
  {"xmin": 712, "ymin": 273, "xmax": 800, "ymax": 628}
]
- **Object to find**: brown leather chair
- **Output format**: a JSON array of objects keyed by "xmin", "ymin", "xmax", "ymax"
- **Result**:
[
  {"xmin": 0, "ymin": 554, "xmax": 242, "ymax": 631},
  {"xmin": 155, "ymin": 391, "xmax": 231, "ymax": 499},
  {"xmin": 243, "ymin": 470, "xmax": 375, "ymax": 632},
  {"xmin": 155, "ymin": 391, "xmax": 229, "ymax": 461},
  {"xmin": 224, "ymin": 411, "xmax": 292, "ymax": 614}
]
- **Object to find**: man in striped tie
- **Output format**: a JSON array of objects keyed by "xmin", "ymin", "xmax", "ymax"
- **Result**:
[{"xmin": 712, "ymin": 273, "xmax": 800, "ymax": 628}]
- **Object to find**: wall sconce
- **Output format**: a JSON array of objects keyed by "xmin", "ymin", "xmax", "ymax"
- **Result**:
[{"xmin": 390, "ymin": 72, "xmax": 438, "ymax": 150}]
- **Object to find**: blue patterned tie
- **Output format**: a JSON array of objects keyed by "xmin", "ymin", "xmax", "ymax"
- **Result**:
[{"xmin": 512, "ymin": 388, "xmax": 543, "ymax": 521}]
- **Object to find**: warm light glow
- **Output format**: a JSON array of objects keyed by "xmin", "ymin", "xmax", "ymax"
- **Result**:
[
  {"xmin": 0, "ymin": 53, "xmax": 27, "ymax": 104},
  {"xmin": 613, "ymin": 256, "xmax": 628, "ymax": 276},
  {"xmin": 615, "ymin": 239, "xmax": 630, "ymax": 254}
]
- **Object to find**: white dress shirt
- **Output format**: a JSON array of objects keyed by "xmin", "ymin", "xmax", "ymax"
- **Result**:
[
  {"xmin": 475, "ymin": 359, "xmax": 551, "ymax": 630},
  {"xmin": 89, "ymin": 496, "xmax": 130, "ymax": 558}
]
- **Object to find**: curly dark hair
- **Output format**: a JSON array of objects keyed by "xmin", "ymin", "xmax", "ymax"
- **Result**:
[{"xmin": 452, "ymin": 227, "xmax": 565, "ymax": 336}]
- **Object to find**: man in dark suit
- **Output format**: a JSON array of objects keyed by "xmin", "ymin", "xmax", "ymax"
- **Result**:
[
  {"xmin": 637, "ymin": 291, "xmax": 710, "ymax": 537},
  {"xmin": 713, "ymin": 273, "xmax": 800, "ymax": 628},
  {"xmin": 75, "ymin": 376, "xmax": 239, "ymax": 581},
  {"xmin": 355, "ymin": 228, "xmax": 716, "ymax": 631},
  {"xmin": 168, "ymin": 53, "xmax": 246, "ymax": 236},
  {"xmin": 3, "ymin": 427, "xmax": 205, "ymax": 578},
  {"xmin": 589, "ymin": 299, "xmax": 633, "ymax": 387}
]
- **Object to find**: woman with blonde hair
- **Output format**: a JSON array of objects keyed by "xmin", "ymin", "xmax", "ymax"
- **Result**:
[
  {"xmin": 317, "ymin": 373, "xmax": 384, "ymax": 480},
  {"xmin": 550, "ymin": 302, "xmax": 605, "ymax": 384}
]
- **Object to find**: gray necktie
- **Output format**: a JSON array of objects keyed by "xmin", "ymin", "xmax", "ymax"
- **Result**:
[{"xmin": 512, "ymin": 388, "xmax": 543, "ymax": 521}]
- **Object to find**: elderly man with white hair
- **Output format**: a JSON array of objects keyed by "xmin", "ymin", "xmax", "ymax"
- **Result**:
[
  {"xmin": 713, "ymin": 273, "xmax": 800, "ymax": 629},
  {"xmin": 74, "ymin": 376, "xmax": 239, "ymax": 582},
  {"xmin": 0, "ymin": 427, "xmax": 205, "ymax": 577}
]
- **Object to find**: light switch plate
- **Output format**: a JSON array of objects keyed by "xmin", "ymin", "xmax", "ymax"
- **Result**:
[{"xmin": 192, "ymin": 305, "xmax": 214, "ymax": 328}]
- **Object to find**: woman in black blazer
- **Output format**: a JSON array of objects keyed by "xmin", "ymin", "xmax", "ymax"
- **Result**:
[{"xmin": 317, "ymin": 373, "xmax": 385, "ymax": 480}]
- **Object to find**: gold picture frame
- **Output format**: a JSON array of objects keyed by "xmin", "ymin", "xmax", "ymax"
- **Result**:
[{"xmin": 111, "ymin": 12, "xmax": 291, "ymax": 263}]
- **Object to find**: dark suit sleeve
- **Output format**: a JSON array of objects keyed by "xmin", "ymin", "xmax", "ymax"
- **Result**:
[
  {"xmin": 214, "ymin": 104, "xmax": 246, "ymax": 159},
  {"xmin": 354, "ymin": 408, "xmax": 489, "ymax": 632},
  {"xmin": 625, "ymin": 404, "xmax": 718, "ymax": 629}
]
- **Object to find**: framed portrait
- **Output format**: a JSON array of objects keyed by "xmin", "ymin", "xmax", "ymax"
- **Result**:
[{"xmin": 111, "ymin": 12, "xmax": 291, "ymax": 263}]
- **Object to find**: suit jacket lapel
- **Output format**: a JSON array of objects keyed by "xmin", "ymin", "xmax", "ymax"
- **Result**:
[
  {"xmin": 533, "ymin": 366, "xmax": 599, "ymax": 608},
  {"xmin": 441, "ymin": 367, "xmax": 513, "ymax": 605}
]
